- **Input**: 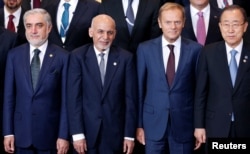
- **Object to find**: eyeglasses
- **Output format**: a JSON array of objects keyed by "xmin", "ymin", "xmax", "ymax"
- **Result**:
[{"xmin": 220, "ymin": 22, "xmax": 245, "ymax": 30}]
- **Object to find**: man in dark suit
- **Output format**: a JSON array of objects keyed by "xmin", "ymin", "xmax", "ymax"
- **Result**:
[
  {"xmin": 0, "ymin": 0, "xmax": 27, "ymax": 44},
  {"xmin": 45, "ymin": 0, "xmax": 99, "ymax": 51},
  {"xmin": 99, "ymin": 0, "xmax": 162, "ymax": 53},
  {"xmin": 3, "ymin": 8, "xmax": 69, "ymax": 153},
  {"xmin": 21, "ymin": 0, "xmax": 52, "ymax": 10},
  {"xmin": 181, "ymin": 0, "xmax": 223, "ymax": 46},
  {"xmin": 136, "ymin": 3, "xmax": 202, "ymax": 154},
  {"xmin": 0, "ymin": 27, "xmax": 17, "ymax": 154},
  {"xmin": 67, "ymin": 14, "xmax": 137, "ymax": 154},
  {"xmin": 210, "ymin": 0, "xmax": 249, "ymax": 17},
  {"xmin": 194, "ymin": 5, "xmax": 250, "ymax": 151}
]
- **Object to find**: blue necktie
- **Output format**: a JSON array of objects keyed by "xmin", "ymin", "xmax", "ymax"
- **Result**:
[
  {"xmin": 99, "ymin": 53, "xmax": 105, "ymax": 85},
  {"xmin": 126, "ymin": 0, "xmax": 134, "ymax": 35},
  {"xmin": 31, "ymin": 49, "xmax": 41, "ymax": 90},
  {"xmin": 229, "ymin": 49, "xmax": 238, "ymax": 86},
  {"xmin": 60, "ymin": 3, "xmax": 70, "ymax": 37}
]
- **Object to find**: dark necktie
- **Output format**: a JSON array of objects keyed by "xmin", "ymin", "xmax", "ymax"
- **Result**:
[
  {"xmin": 126, "ymin": 0, "xmax": 134, "ymax": 35},
  {"xmin": 229, "ymin": 49, "xmax": 238, "ymax": 87},
  {"xmin": 197, "ymin": 12, "xmax": 206, "ymax": 46},
  {"xmin": 60, "ymin": 3, "xmax": 70, "ymax": 37},
  {"xmin": 33, "ymin": 0, "xmax": 41, "ymax": 8},
  {"xmin": 31, "ymin": 49, "xmax": 41, "ymax": 90},
  {"xmin": 99, "ymin": 53, "xmax": 105, "ymax": 85},
  {"xmin": 223, "ymin": 0, "xmax": 229, "ymax": 7},
  {"xmin": 7, "ymin": 15, "xmax": 15, "ymax": 32},
  {"xmin": 166, "ymin": 45, "xmax": 175, "ymax": 87}
]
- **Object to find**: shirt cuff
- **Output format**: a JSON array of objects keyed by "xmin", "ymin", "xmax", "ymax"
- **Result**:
[
  {"xmin": 72, "ymin": 133, "xmax": 85, "ymax": 141},
  {"xmin": 124, "ymin": 137, "xmax": 134, "ymax": 141}
]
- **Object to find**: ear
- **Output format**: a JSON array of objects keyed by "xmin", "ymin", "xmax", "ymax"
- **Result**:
[
  {"xmin": 89, "ymin": 27, "xmax": 93, "ymax": 37},
  {"xmin": 158, "ymin": 18, "xmax": 162, "ymax": 29}
]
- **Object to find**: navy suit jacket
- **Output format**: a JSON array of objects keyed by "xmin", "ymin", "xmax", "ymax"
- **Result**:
[
  {"xmin": 137, "ymin": 36, "xmax": 202, "ymax": 142},
  {"xmin": 99, "ymin": 0, "xmax": 162, "ymax": 53},
  {"xmin": 182, "ymin": 5, "xmax": 223, "ymax": 46},
  {"xmin": 21, "ymin": 0, "xmax": 52, "ymax": 10},
  {"xmin": 45, "ymin": 0, "xmax": 99, "ymax": 51},
  {"xmin": 3, "ymin": 43, "xmax": 69, "ymax": 149},
  {"xmin": 195, "ymin": 41, "xmax": 250, "ymax": 138},
  {"xmin": 0, "ymin": 8, "xmax": 27, "ymax": 45},
  {"xmin": 67, "ymin": 44, "xmax": 137, "ymax": 149}
]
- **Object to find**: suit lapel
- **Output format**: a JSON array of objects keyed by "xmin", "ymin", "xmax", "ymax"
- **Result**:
[
  {"xmin": 233, "ymin": 43, "xmax": 250, "ymax": 92},
  {"xmin": 23, "ymin": 44, "xmax": 33, "ymax": 90},
  {"xmin": 185, "ymin": 7, "xmax": 197, "ymax": 41},
  {"xmin": 205, "ymin": 7, "xmax": 220, "ymax": 44},
  {"xmin": 35, "ymin": 44, "xmax": 55, "ymax": 92},
  {"xmin": 101, "ymin": 47, "xmax": 119, "ymax": 98},
  {"xmin": 85, "ymin": 46, "xmax": 103, "ymax": 92}
]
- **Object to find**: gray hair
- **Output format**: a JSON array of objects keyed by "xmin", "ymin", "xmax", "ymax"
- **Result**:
[{"xmin": 23, "ymin": 8, "xmax": 52, "ymax": 27}]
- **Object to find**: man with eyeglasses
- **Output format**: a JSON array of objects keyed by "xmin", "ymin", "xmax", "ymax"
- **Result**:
[
  {"xmin": 194, "ymin": 5, "xmax": 249, "ymax": 152},
  {"xmin": 136, "ymin": 2, "xmax": 202, "ymax": 154}
]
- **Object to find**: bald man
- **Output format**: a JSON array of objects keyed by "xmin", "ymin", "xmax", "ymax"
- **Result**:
[{"xmin": 67, "ymin": 14, "xmax": 137, "ymax": 154}]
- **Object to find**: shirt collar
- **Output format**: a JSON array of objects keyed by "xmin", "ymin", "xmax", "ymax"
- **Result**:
[
  {"xmin": 4, "ymin": 6, "xmax": 22, "ymax": 18},
  {"xmin": 225, "ymin": 39, "xmax": 243, "ymax": 55},
  {"xmin": 94, "ymin": 46, "xmax": 110, "ymax": 57},
  {"xmin": 190, "ymin": 3, "xmax": 210, "ymax": 17},
  {"xmin": 162, "ymin": 35, "xmax": 181, "ymax": 48},
  {"xmin": 30, "ymin": 40, "xmax": 48, "ymax": 55}
]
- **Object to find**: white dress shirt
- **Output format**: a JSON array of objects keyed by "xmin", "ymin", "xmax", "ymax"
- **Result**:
[
  {"xmin": 190, "ymin": 4, "xmax": 210, "ymax": 38},
  {"xmin": 122, "ymin": 0, "xmax": 139, "ymax": 19},
  {"xmin": 4, "ymin": 6, "xmax": 22, "ymax": 32},
  {"xmin": 217, "ymin": 0, "xmax": 233, "ymax": 9},
  {"xmin": 226, "ymin": 39, "xmax": 243, "ymax": 67},
  {"xmin": 162, "ymin": 36, "xmax": 181, "ymax": 73},
  {"xmin": 29, "ymin": 40, "xmax": 48, "ymax": 68}
]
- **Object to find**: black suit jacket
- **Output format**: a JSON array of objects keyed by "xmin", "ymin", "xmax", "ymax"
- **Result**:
[
  {"xmin": 195, "ymin": 41, "xmax": 250, "ymax": 137},
  {"xmin": 182, "ymin": 5, "xmax": 223, "ymax": 46},
  {"xmin": 0, "ymin": 7, "xmax": 27, "ymax": 45},
  {"xmin": 45, "ymin": 0, "xmax": 100, "ymax": 51},
  {"xmin": 210, "ymin": 0, "xmax": 250, "ymax": 16},
  {"xmin": 21, "ymin": 0, "xmax": 52, "ymax": 10},
  {"xmin": 99, "ymin": 0, "xmax": 162, "ymax": 53}
]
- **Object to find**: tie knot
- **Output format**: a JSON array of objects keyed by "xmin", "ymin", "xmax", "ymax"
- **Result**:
[
  {"xmin": 230, "ymin": 49, "xmax": 237, "ymax": 57},
  {"xmin": 198, "ymin": 11, "xmax": 203, "ymax": 17},
  {"xmin": 167, "ymin": 44, "xmax": 174, "ymax": 52},
  {"xmin": 63, "ymin": 3, "xmax": 70, "ymax": 10},
  {"xmin": 9, "ymin": 14, "xmax": 15, "ymax": 20},
  {"xmin": 128, "ymin": 0, "xmax": 133, "ymax": 5},
  {"xmin": 34, "ymin": 49, "xmax": 41, "ymax": 56},
  {"xmin": 99, "ymin": 52, "xmax": 105, "ymax": 58}
]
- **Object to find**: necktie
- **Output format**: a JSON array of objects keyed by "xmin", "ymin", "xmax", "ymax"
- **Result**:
[
  {"xmin": 60, "ymin": 3, "xmax": 70, "ymax": 37},
  {"xmin": 99, "ymin": 53, "xmax": 105, "ymax": 85},
  {"xmin": 126, "ymin": 0, "xmax": 134, "ymax": 35},
  {"xmin": 223, "ymin": 0, "xmax": 229, "ymax": 7},
  {"xmin": 166, "ymin": 45, "xmax": 175, "ymax": 87},
  {"xmin": 31, "ymin": 49, "xmax": 41, "ymax": 90},
  {"xmin": 7, "ymin": 15, "xmax": 15, "ymax": 32},
  {"xmin": 197, "ymin": 12, "xmax": 206, "ymax": 46},
  {"xmin": 229, "ymin": 49, "xmax": 238, "ymax": 86},
  {"xmin": 33, "ymin": 0, "xmax": 41, "ymax": 8}
]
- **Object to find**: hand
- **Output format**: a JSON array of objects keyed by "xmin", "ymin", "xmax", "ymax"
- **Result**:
[
  {"xmin": 194, "ymin": 128, "xmax": 206, "ymax": 150},
  {"xmin": 4, "ymin": 136, "xmax": 15, "ymax": 153},
  {"xmin": 136, "ymin": 128, "xmax": 145, "ymax": 145},
  {"xmin": 56, "ymin": 138, "xmax": 69, "ymax": 154},
  {"xmin": 73, "ymin": 139, "xmax": 87, "ymax": 154},
  {"xmin": 123, "ymin": 139, "xmax": 134, "ymax": 154}
]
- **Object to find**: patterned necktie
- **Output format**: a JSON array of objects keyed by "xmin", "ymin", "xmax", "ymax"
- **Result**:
[
  {"xmin": 223, "ymin": 0, "xmax": 229, "ymax": 7},
  {"xmin": 166, "ymin": 45, "xmax": 175, "ymax": 87},
  {"xmin": 229, "ymin": 49, "xmax": 238, "ymax": 86},
  {"xmin": 197, "ymin": 12, "xmax": 206, "ymax": 46},
  {"xmin": 60, "ymin": 3, "xmax": 70, "ymax": 37},
  {"xmin": 126, "ymin": 0, "xmax": 134, "ymax": 35},
  {"xmin": 7, "ymin": 15, "xmax": 15, "ymax": 32},
  {"xmin": 33, "ymin": 0, "xmax": 41, "ymax": 8},
  {"xmin": 31, "ymin": 49, "xmax": 41, "ymax": 90},
  {"xmin": 99, "ymin": 53, "xmax": 105, "ymax": 85}
]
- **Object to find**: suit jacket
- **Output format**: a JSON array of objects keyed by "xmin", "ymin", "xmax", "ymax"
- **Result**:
[
  {"xmin": 3, "ymin": 43, "xmax": 69, "ymax": 149},
  {"xmin": 181, "ymin": 5, "xmax": 223, "ymax": 46},
  {"xmin": 210, "ymin": 0, "xmax": 250, "ymax": 16},
  {"xmin": 21, "ymin": 0, "xmax": 52, "ymax": 10},
  {"xmin": 45, "ymin": 0, "xmax": 100, "ymax": 51},
  {"xmin": 194, "ymin": 41, "xmax": 250, "ymax": 138},
  {"xmin": 99, "ymin": 0, "xmax": 162, "ymax": 53},
  {"xmin": 67, "ymin": 44, "xmax": 137, "ymax": 149},
  {"xmin": 137, "ymin": 36, "xmax": 202, "ymax": 142},
  {"xmin": 0, "ymin": 7, "xmax": 27, "ymax": 45},
  {"xmin": 243, "ymin": 17, "xmax": 250, "ymax": 41},
  {"xmin": 0, "ymin": 28, "xmax": 17, "ymax": 151}
]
